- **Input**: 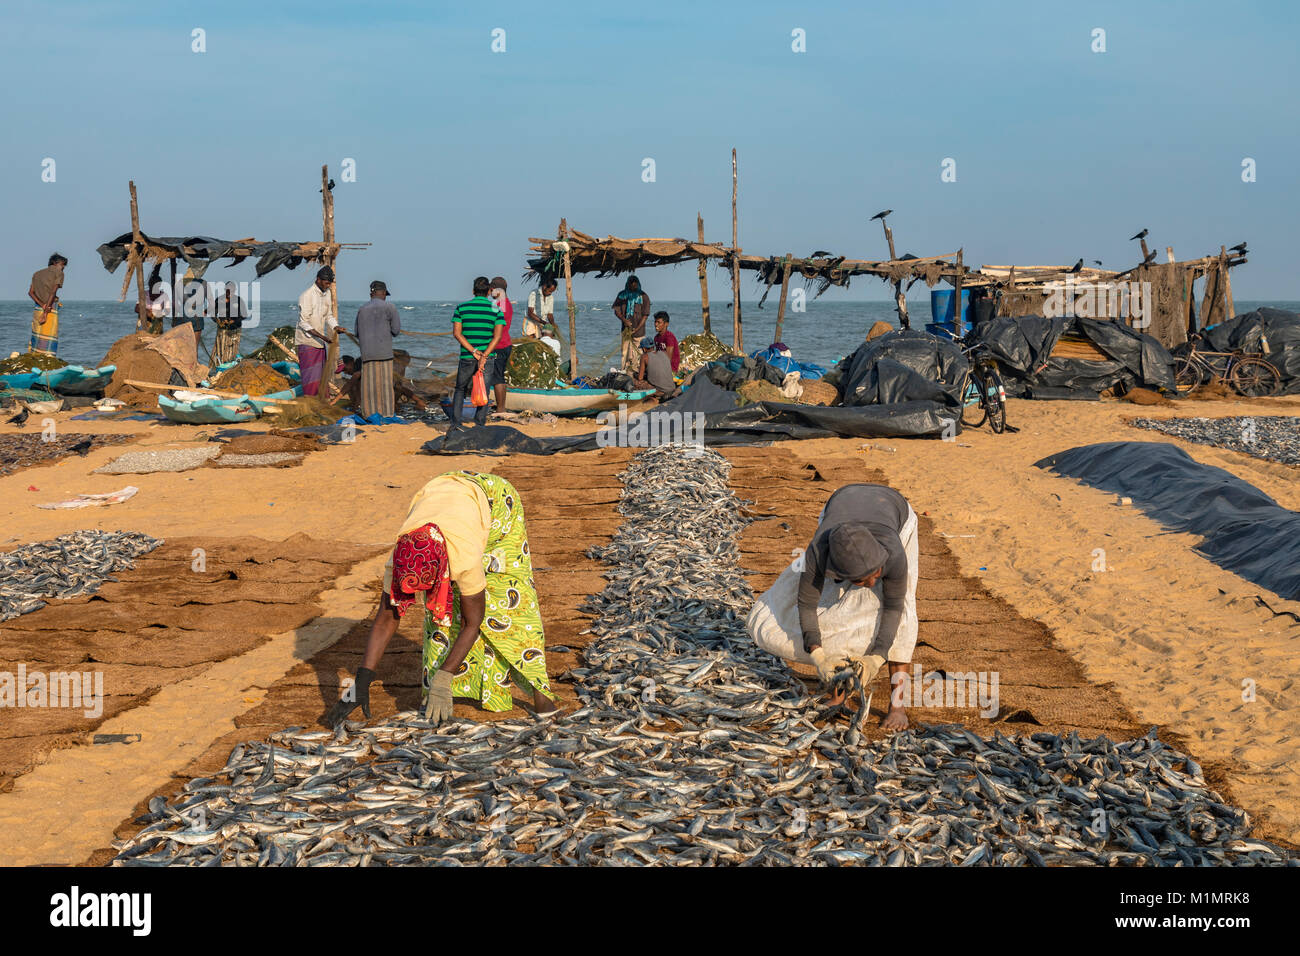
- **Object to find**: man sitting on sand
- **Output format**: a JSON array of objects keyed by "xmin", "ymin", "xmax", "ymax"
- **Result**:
[
  {"xmin": 799, "ymin": 484, "xmax": 920, "ymax": 730},
  {"xmin": 635, "ymin": 336, "xmax": 680, "ymax": 402},
  {"xmin": 652, "ymin": 311, "xmax": 680, "ymax": 372}
]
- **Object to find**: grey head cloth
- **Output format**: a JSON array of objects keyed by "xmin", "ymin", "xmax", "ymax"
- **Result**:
[{"xmin": 826, "ymin": 523, "xmax": 887, "ymax": 581}]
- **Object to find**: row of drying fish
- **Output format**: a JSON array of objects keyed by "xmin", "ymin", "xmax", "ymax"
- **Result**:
[
  {"xmin": 0, "ymin": 529, "xmax": 161, "ymax": 622},
  {"xmin": 1131, "ymin": 415, "xmax": 1300, "ymax": 466},
  {"xmin": 111, "ymin": 446, "xmax": 1294, "ymax": 866}
]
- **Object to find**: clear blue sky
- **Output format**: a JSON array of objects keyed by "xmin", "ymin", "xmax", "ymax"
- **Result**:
[{"xmin": 2, "ymin": 0, "xmax": 1297, "ymax": 302}]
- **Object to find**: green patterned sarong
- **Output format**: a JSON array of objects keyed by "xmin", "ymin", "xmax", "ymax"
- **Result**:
[{"xmin": 421, "ymin": 471, "xmax": 554, "ymax": 712}]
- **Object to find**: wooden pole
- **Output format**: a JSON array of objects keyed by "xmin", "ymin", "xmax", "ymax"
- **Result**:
[
  {"xmin": 697, "ymin": 213, "xmax": 711, "ymax": 335},
  {"xmin": 951, "ymin": 249, "xmax": 964, "ymax": 336},
  {"xmin": 129, "ymin": 182, "xmax": 147, "ymax": 331},
  {"xmin": 880, "ymin": 218, "xmax": 909, "ymax": 328},
  {"xmin": 320, "ymin": 165, "xmax": 339, "ymax": 400},
  {"xmin": 731, "ymin": 148, "xmax": 742, "ymax": 353},
  {"xmin": 561, "ymin": 218, "xmax": 577, "ymax": 378},
  {"xmin": 773, "ymin": 254, "xmax": 793, "ymax": 345},
  {"xmin": 1220, "ymin": 246, "xmax": 1235, "ymax": 319},
  {"xmin": 168, "ymin": 258, "xmax": 177, "ymax": 334}
]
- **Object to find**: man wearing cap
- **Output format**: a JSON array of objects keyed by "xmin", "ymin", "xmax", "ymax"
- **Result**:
[
  {"xmin": 634, "ymin": 336, "xmax": 679, "ymax": 401},
  {"xmin": 296, "ymin": 266, "xmax": 339, "ymax": 396},
  {"xmin": 799, "ymin": 483, "xmax": 920, "ymax": 731},
  {"xmin": 354, "ymin": 280, "xmax": 402, "ymax": 418}
]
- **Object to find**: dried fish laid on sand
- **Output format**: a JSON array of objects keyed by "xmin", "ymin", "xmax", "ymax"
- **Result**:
[
  {"xmin": 1131, "ymin": 416, "xmax": 1300, "ymax": 466},
  {"xmin": 0, "ymin": 530, "xmax": 161, "ymax": 622},
  {"xmin": 0, "ymin": 432, "xmax": 131, "ymax": 478},
  {"xmin": 110, "ymin": 447, "xmax": 1294, "ymax": 867}
]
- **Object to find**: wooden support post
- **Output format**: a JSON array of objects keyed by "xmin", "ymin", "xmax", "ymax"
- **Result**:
[
  {"xmin": 129, "ymin": 182, "xmax": 147, "ymax": 331},
  {"xmin": 697, "ymin": 213, "xmax": 711, "ymax": 335},
  {"xmin": 1139, "ymin": 238, "xmax": 1151, "ymax": 261},
  {"xmin": 1165, "ymin": 245, "xmax": 1175, "ymax": 264},
  {"xmin": 168, "ymin": 257, "xmax": 177, "ymax": 333},
  {"xmin": 320, "ymin": 165, "xmax": 339, "ymax": 400},
  {"xmin": 1220, "ymin": 246, "xmax": 1235, "ymax": 319},
  {"xmin": 951, "ymin": 249, "xmax": 964, "ymax": 336},
  {"xmin": 880, "ymin": 218, "xmax": 908, "ymax": 327},
  {"xmin": 773, "ymin": 254, "xmax": 793, "ymax": 344},
  {"xmin": 731, "ymin": 148, "xmax": 742, "ymax": 353},
  {"xmin": 561, "ymin": 218, "xmax": 577, "ymax": 378}
]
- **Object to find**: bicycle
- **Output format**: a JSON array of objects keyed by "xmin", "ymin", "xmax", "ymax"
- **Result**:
[
  {"xmin": 1173, "ymin": 334, "xmax": 1281, "ymax": 397},
  {"xmin": 939, "ymin": 328, "xmax": 1009, "ymax": 433}
]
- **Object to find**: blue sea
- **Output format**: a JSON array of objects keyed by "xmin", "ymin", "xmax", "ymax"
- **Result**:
[{"xmin": 3, "ymin": 298, "xmax": 1297, "ymax": 379}]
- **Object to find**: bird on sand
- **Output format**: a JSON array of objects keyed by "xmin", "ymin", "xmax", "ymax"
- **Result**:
[
  {"xmin": 870, "ymin": 210, "xmax": 893, "ymax": 221},
  {"xmin": 1129, "ymin": 228, "xmax": 1149, "ymax": 241},
  {"xmin": 5, "ymin": 404, "xmax": 30, "ymax": 426},
  {"xmin": 69, "ymin": 437, "xmax": 93, "ymax": 456}
]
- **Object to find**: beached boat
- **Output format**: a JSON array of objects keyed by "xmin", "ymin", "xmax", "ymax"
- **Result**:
[
  {"xmin": 158, "ymin": 393, "xmax": 260, "ymax": 425},
  {"xmin": 1, "ymin": 365, "xmax": 117, "ymax": 395},
  {"xmin": 503, "ymin": 386, "xmax": 655, "ymax": 416}
]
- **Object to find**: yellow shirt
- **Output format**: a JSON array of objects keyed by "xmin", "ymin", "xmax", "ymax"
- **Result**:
[{"xmin": 382, "ymin": 474, "xmax": 491, "ymax": 596}]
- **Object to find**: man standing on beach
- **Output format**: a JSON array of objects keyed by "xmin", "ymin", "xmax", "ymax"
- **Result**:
[
  {"xmin": 612, "ymin": 275, "xmax": 650, "ymax": 372},
  {"xmin": 296, "ymin": 266, "xmax": 339, "ymax": 396},
  {"xmin": 27, "ymin": 253, "xmax": 67, "ymax": 356},
  {"xmin": 212, "ymin": 282, "xmax": 248, "ymax": 365},
  {"xmin": 354, "ymin": 280, "xmax": 401, "ymax": 418},
  {"xmin": 449, "ymin": 276, "xmax": 503, "ymax": 428},
  {"xmin": 652, "ymin": 311, "xmax": 680, "ymax": 372},
  {"xmin": 488, "ymin": 277, "xmax": 514, "ymax": 414},
  {"xmin": 525, "ymin": 278, "xmax": 558, "ymax": 338}
]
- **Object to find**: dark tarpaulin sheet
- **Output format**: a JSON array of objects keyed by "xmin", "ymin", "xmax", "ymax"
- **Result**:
[
  {"xmin": 420, "ymin": 379, "xmax": 956, "ymax": 456},
  {"xmin": 973, "ymin": 316, "xmax": 1177, "ymax": 397},
  {"xmin": 838, "ymin": 330, "xmax": 967, "ymax": 408},
  {"xmin": 1036, "ymin": 441, "xmax": 1300, "ymax": 600},
  {"xmin": 1198, "ymin": 308, "xmax": 1300, "ymax": 395},
  {"xmin": 96, "ymin": 233, "xmax": 319, "ymax": 278}
]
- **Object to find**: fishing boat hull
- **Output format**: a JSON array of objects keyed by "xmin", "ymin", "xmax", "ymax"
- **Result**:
[
  {"xmin": 158, "ymin": 394, "xmax": 260, "ymax": 425},
  {"xmin": 503, "ymin": 387, "xmax": 656, "ymax": 416}
]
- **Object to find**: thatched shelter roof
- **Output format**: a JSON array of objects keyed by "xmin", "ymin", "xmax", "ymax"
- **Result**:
[{"xmin": 96, "ymin": 232, "xmax": 368, "ymax": 279}]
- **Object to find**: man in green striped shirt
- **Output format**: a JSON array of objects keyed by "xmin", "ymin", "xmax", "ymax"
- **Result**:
[{"xmin": 450, "ymin": 276, "xmax": 504, "ymax": 426}]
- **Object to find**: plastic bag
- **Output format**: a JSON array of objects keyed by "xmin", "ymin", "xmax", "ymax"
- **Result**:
[{"xmin": 470, "ymin": 369, "xmax": 488, "ymax": 407}]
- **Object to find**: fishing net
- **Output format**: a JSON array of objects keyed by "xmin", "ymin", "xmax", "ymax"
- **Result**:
[
  {"xmin": 211, "ymin": 360, "xmax": 293, "ymax": 396},
  {"xmin": 0, "ymin": 352, "xmax": 67, "ymax": 374},
  {"xmin": 679, "ymin": 332, "xmax": 730, "ymax": 369},
  {"xmin": 248, "ymin": 326, "xmax": 297, "ymax": 362},
  {"xmin": 736, "ymin": 380, "xmax": 787, "ymax": 405},
  {"xmin": 505, "ymin": 340, "xmax": 561, "ymax": 388},
  {"xmin": 268, "ymin": 396, "xmax": 350, "ymax": 428},
  {"xmin": 100, "ymin": 334, "xmax": 183, "ymax": 409}
]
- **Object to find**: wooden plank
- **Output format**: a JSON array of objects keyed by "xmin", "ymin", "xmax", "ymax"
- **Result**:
[
  {"xmin": 129, "ymin": 182, "xmax": 148, "ymax": 330},
  {"xmin": 773, "ymin": 254, "xmax": 793, "ymax": 344},
  {"xmin": 562, "ymin": 218, "xmax": 577, "ymax": 376}
]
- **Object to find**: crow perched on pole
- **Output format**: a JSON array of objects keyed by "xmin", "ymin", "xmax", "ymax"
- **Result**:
[
  {"xmin": 870, "ymin": 210, "xmax": 892, "ymax": 221},
  {"xmin": 1129, "ymin": 228, "xmax": 1148, "ymax": 241},
  {"xmin": 1069, "ymin": 258, "xmax": 1083, "ymax": 273},
  {"xmin": 1230, "ymin": 242, "xmax": 1247, "ymax": 253}
]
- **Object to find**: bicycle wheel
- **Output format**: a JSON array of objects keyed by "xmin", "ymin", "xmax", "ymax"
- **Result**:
[
  {"xmin": 959, "ymin": 372, "xmax": 986, "ymax": 428},
  {"xmin": 1174, "ymin": 356, "xmax": 1204, "ymax": 393},
  {"xmin": 985, "ymin": 369, "xmax": 1007, "ymax": 434},
  {"xmin": 1229, "ymin": 357, "xmax": 1282, "ymax": 397}
]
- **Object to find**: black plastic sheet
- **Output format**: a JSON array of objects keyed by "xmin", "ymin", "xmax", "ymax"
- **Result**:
[
  {"xmin": 1197, "ymin": 308, "xmax": 1300, "ymax": 395},
  {"xmin": 973, "ymin": 316, "xmax": 1177, "ymax": 398},
  {"xmin": 420, "ymin": 385, "xmax": 956, "ymax": 456},
  {"xmin": 96, "ymin": 233, "xmax": 319, "ymax": 278},
  {"xmin": 1036, "ymin": 441, "xmax": 1300, "ymax": 600},
  {"xmin": 838, "ymin": 330, "xmax": 967, "ymax": 408}
]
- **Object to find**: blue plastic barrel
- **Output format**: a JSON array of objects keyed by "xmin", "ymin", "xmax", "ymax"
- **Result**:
[{"xmin": 930, "ymin": 289, "xmax": 972, "ymax": 335}]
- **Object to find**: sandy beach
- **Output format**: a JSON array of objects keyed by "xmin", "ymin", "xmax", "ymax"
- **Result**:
[{"xmin": 0, "ymin": 386, "xmax": 1297, "ymax": 865}]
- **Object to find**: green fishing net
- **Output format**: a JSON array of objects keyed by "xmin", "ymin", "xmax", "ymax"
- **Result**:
[
  {"xmin": 505, "ymin": 340, "xmax": 561, "ymax": 388},
  {"xmin": 678, "ymin": 332, "xmax": 730, "ymax": 370}
]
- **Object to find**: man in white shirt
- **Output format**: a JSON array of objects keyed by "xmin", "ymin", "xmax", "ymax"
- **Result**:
[
  {"xmin": 525, "ymin": 279, "xmax": 562, "ymax": 356},
  {"xmin": 296, "ymin": 266, "xmax": 339, "ymax": 395}
]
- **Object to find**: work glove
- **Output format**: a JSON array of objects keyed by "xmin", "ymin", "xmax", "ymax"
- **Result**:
[
  {"xmin": 808, "ymin": 647, "xmax": 846, "ymax": 684},
  {"xmin": 324, "ymin": 666, "xmax": 377, "ymax": 727},
  {"xmin": 849, "ymin": 653, "xmax": 887, "ymax": 686},
  {"xmin": 424, "ymin": 669, "xmax": 455, "ymax": 724}
]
